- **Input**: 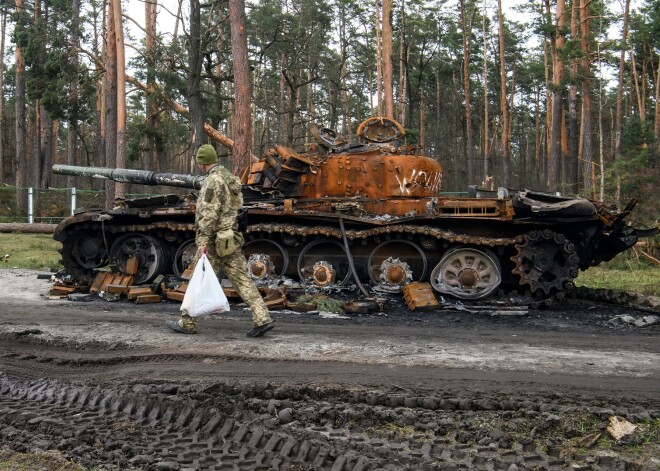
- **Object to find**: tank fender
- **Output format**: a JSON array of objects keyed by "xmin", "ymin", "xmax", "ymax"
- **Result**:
[{"xmin": 513, "ymin": 190, "xmax": 596, "ymax": 217}]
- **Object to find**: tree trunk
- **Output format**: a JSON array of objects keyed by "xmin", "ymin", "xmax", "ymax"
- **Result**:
[
  {"xmin": 382, "ymin": 0, "xmax": 394, "ymax": 118},
  {"xmin": 568, "ymin": 0, "xmax": 579, "ymax": 194},
  {"xmin": 145, "ymin": 0, "xmax": 160, "ymax": 177},
  {"xmin": 173, "ymin": 0, "xmax": 183, "ymax": 43},
  {"xmin": 93, "ymin": 0, "xmax": 105, "ymax": 179},
  {"xmin": 547, "ymin": 0, "xmax": 565, "ymax": 193},
  {"xmin": 40, "ymin": 105, "xmax": 52, "ymax": 189},
  {"xmin": 580, "ymin": 0, "xmax": 592, "ymax": 197},
  {"xmin": 0, "ymin": 11, "xmax": 6, "ymax": 182},
  {"xmin": 15, "ymin": 0, "xmax": 28, "ymax": 214},
  {"xmin": 534, "ymin": 85, "xmax": 541, "ymax": 188},
  {"xmin": 655, "ymin": 59, "xmax": 660, "ymax": 157},
  {"xmin": 614, "ymin": 0, "xmax": 630, "ymax": 207},
  {"xmin": 229, "ymin": 0, "xmax": 252, "ymax": 175},
  {"xmin": 33, "ymin": 102, "xmax": 42, "ymax": 190},
  {"xmin": 188, "ymin": 0, "xmax": 204, "ymax": 154},
  {"xmin": 497, "ymin": 0, "xmax": 510, "ymax": 187},
  {"xmin": 398, "ymin": 4, "xmax": 406, "ymax": 125},
  {"xmin": 419, "ymin": 90, "xmax": 425, "ymax": 147},
  {"xmin": 460, "ymin": 0, "xmax": 475, "ymax": 184},
  {"xmin": 630, "ymin": 51, "xmax": 644, "ymax": 122},
  {"xmin": 375, "ymin": 0, "xmax": 383, "ymax": 116},
  {"xmin": 105, "ymin": 0, "xmax": 118, "ymax": 207},
  {"xmin": 111, "ymin": 0, "xmax": 126, "ymax": 198},
  {"xmin": 482, "ymin": 3, "xmax": 490, "ymax": 187},
  {"xmin": 67, "ymin": 0, "xmax": 81, "ymax": 189},
  {"xmin": 339, "ymin": 7, "xmax": 350, "ymax": 136},
  {"xmin": 542, "ymin": 1, "xmax": 551, "ymax": 187}
]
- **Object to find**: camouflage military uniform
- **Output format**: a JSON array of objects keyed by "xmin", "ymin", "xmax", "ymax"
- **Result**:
[{"xmin": 178, "ymin": 164, "xmax": 272, "ymax": 332}]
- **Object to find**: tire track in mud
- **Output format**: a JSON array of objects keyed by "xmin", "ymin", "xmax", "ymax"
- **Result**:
[
  {"xmin": 1, "ymin": 374, "xmax": 659, "ymax": 470},
  {"xmin": 0, "ymin": 377, "xmax": 375, "ymax": 470}
]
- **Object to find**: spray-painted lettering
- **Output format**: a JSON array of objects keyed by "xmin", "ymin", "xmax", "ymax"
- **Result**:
[{"xmin": 395, "ymin": 169, "xmax": 443, "ymax": 194}]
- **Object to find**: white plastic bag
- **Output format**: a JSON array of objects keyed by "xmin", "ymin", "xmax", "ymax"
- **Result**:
[{"xmin": 180, "ymin": 255, "xmax": 230, "ymax": 317}]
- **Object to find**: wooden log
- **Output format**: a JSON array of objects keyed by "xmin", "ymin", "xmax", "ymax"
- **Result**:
[{"xmin": 0, "ymin": 223, "xmax": 58, "ymax": 234}]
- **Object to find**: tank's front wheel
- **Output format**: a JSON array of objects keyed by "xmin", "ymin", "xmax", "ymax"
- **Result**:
[
  {"xmin": 109, "ymin": 233, "xmax": 168, "ymax": 284},
  {"xmin": 59, "ymin": 233, "xmax": 108, "ymax": 282}
]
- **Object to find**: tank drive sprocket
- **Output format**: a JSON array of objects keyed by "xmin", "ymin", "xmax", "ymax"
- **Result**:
[{"xmin": 510, "ymin": 230, "xmax": 579, "ymax": 296}]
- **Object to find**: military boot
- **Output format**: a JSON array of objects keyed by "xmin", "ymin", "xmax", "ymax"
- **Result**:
[{"xmin": 166, "ymin": 314, "xmax": 198, "ymax": 334}]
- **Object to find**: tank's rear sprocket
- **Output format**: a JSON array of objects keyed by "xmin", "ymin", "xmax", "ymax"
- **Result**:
[{"xmin": 510, "ymin": 229, "xmax": 579, "ymax": 296}]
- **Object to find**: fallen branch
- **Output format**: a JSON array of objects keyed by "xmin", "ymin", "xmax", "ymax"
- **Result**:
[{"xmin": 640, "ymin": 251, "xmax": 660, "ymax": 265}]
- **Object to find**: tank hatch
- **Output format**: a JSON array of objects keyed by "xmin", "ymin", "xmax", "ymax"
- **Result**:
[{"xmin": 356, "ymin": 116, "xmax": 405, "ymax": 143}]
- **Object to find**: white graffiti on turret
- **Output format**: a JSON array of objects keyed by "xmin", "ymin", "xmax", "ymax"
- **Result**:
[{"xmin": 395, "ymin": 169, "xmax": 443, "ymax": 194}]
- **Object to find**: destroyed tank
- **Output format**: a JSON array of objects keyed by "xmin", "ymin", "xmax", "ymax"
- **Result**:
[{"xmin": 52, "ymin": 116, "xmax": 655, "ymax": 300}]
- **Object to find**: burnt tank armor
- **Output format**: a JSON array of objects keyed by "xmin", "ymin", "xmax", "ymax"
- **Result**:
[{"xmin": 52, "ymin": 117, "xmax": 652, "ymax": 300}]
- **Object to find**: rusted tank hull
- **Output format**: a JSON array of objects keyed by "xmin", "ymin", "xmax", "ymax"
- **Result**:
[{"xmin": 51, "ymin": 116, "xmax": 655, "ymax": 300}]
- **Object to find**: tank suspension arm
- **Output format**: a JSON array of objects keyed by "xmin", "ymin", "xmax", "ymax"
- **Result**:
[
  {"xmin": 52, "ymin": 164, "xmax": 205, "ymax": 190},
  {"xmin": 339, "ymin": 217, "xmax": 370, "ymax": 298}
]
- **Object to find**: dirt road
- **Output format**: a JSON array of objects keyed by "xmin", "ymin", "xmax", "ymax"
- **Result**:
[{"xmin": 1, "ymin": 269, "xmax": 658, "ymax": 470}]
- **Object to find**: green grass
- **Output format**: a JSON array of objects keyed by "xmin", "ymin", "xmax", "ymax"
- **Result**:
[
  {"xmin": 0, "ymin": 233, "xmax": 62, "ymax": 270},
  {"xmin": 574, "ymin": 252, "xmax": 660, "ymax": 297}
]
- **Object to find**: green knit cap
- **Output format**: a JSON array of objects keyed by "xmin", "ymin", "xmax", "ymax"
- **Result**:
[{"xmin": 196, "ymin": 144, "xmax": 218, "ymax": 165}]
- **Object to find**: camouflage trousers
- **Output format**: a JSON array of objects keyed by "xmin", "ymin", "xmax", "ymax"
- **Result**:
[{"xmin": 179, "ymin": 243, "xmax": 272, "ymax": 332}]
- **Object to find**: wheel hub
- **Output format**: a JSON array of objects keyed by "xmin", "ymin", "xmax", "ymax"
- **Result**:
[
  {"xmin": 378, "ymin": 257, "xmax": 412, "ymax": 288},
  {"xmin": 246, "ymin": 254, "xmax": 275, "ymax": 281},
  {"xmin": 458, "ymin": 268, "xmax": 478, "ymax": 288},
  {"xmin": 311, "ymin": 261, "xmax": 335, "ymax": 286}
]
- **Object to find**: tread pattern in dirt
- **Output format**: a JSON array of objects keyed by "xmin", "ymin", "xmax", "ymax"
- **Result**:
[
  {"xmin": 0, "ymin": 379, "xmax": 373, "ymax": 470},
  {"xmin": 2, "ymin": 377, "xmax": 653, "ymax": 470}
]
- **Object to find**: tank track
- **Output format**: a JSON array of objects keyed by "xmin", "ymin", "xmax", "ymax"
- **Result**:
[
  {"xmin": 64, "ymin": 222, "xmax": 632, "ymax": 304},
  {"xmin": 246, "ymin": 222, "xmax": 523, "ymax": 247}
]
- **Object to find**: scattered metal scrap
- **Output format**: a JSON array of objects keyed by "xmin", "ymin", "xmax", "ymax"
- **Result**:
[{"xmin": 402, "ymin": 282, "xmax": 439, "ymax": 311}]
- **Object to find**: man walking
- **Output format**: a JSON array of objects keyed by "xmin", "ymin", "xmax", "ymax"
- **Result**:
[{"xmin": 166, "ymin": 144, "xmax": 275, "ymax": 337}]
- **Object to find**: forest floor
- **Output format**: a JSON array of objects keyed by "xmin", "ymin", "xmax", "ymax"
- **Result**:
[{"xmin": 0, "ymin": 268, "xmax": 658, "ymax": 470}]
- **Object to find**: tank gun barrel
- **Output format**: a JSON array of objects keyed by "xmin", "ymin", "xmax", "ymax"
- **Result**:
[{"xmin": 52, "ymin": 164, "xmax": 205, "ymax": 190}]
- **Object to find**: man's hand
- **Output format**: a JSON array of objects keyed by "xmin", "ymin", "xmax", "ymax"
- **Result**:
[{"xmin": 196, "ymin": 246, "xmax": 208, "ymax": 257}]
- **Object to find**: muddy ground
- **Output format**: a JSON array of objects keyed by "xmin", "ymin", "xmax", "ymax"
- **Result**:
[{"xmin": 0, "ymin": 268, "xmax": 658, "ymax": 470}]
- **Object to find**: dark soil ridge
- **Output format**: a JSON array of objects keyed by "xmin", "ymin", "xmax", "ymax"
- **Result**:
[{"xmin": 1, "ymin": 375, "xmax": 659, "ymax": 470}]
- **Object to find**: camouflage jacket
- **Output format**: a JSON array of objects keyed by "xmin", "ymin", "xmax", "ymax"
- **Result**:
[{"xmin": 195, "ymin": 164, "xmax": 243, "ymax": 249}]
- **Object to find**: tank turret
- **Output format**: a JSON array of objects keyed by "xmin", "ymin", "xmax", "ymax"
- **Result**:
[{"xmin": 52, "ymin": 116, "xmax": 655, "ymax": 300}]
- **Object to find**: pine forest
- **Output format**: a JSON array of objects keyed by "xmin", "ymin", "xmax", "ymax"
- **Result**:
[{"xmin": 0, "ymin": 0, "xmax": 658, "ymax": 224}]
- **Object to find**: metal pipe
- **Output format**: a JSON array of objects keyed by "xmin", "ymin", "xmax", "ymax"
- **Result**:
[
  {"xmin": 71, "ymin": 187, "xmax": 77, "ymax": 216},
  {"xmin": 28, "ymin": 188, "xmax": 33, "ymax": 224},
  {"xmin": 339, "ymin": 217, "xmax": 370, "ymax": 297}
]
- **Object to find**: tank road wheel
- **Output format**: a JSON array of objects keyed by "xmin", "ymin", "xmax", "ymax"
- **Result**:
[
  {"xmin": 60, "ymin": 234, "xmax": 108, "ymax": 281},
  {"xmin": 297, "ymin": 239, "xmax": 352, "ymax": 286},
  {"xmin": 430, "ymin": 248, "xmax": 502, "ymax": 300},
  {"xmin": 109, "ymin": 233, "xmax": 168, "ymax": 284},
  {"xmin": 244, "ymin": 239, "xmax": 289, "ymax": 279},
  {"xmin": 510, "ymin": 230, "xmax": 579, "ymax": 296},
  {"xmin": 173, "ymin": 240, "xmax": 197, "ymax": 277},
  {"xmin": 368, "ymin": 240, "xmax": 428, "ymax": 292}
]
